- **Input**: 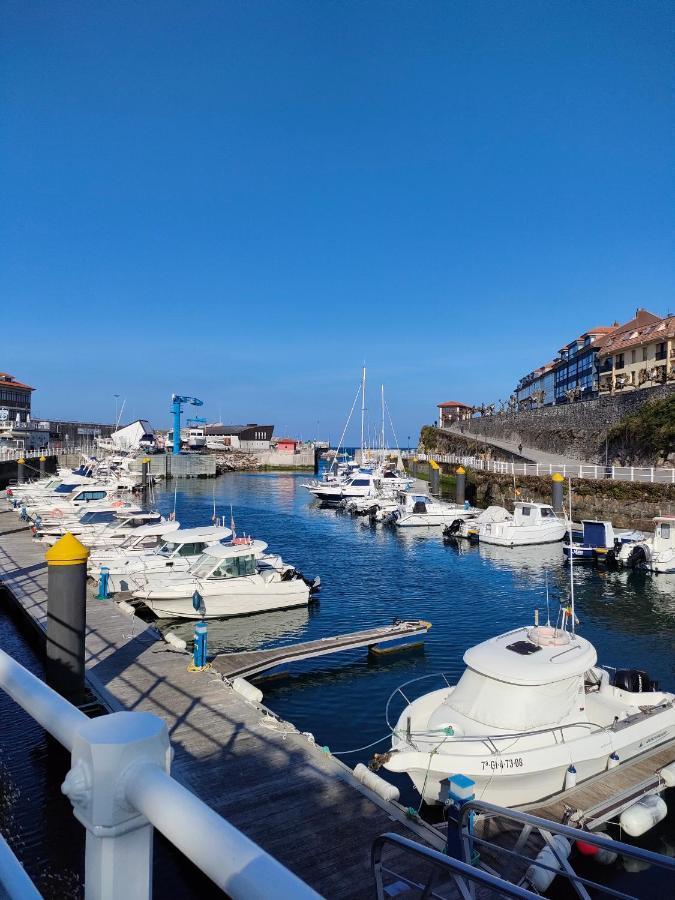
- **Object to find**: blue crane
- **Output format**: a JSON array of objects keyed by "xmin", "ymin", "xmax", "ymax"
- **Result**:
[{"xmin": 170, "ymin": 394, "xmax": 204, "ymax": 455}]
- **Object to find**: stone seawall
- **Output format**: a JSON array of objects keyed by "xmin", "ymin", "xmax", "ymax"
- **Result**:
[
  {"xmin": 453, "ymin": 468, "xmax": 674, "ymax": 532},
  {"xmin": 447, "ymin": 384, "xmax": 675, "ymax": 462}
]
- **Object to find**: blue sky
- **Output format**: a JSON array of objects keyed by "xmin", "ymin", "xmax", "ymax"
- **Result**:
[{"xmin": 2, "ymin": 1, "xmax": 673, "ymax": 444}]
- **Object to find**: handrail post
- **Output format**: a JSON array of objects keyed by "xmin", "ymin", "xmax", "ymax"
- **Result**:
[{"xmin": 61, "ymin": 711, "xmax": 171, "ymax": 900}]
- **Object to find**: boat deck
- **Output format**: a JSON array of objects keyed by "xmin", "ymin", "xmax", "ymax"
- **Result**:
[{"xmin": 0, "ymin": 514, "xmax": 445, "ymax": 898}]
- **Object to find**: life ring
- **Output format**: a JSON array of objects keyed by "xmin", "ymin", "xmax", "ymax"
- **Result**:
[{"xmin": 111, "ymin": 500, "xmax": 124, "ymax": 508}]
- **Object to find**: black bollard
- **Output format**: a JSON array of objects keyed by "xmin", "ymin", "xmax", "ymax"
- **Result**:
[
  {"xmin": 45, "ymin": 533, "xmax": 89, "ymax": 702},
  {"xmin": 39, "ymin": 455, "xmax": 46, "ymax": 479},
  {"xmin": 455, "ymin": 466, "xmax": 466, "ymax": 505},
  {"xmin": 551, "ymin": 472, "xmax": 565, "ymax": 513},
  {"xmin": 17, "ymin": 456, "xmax": 25, "ymax": 484},
  {"xmin": 429, "ymin": 460, "xmax": 440, "ymax": 495},
  {"xmin": 141, "ymin": 456, "xmax": 150, "ymax": 504}
]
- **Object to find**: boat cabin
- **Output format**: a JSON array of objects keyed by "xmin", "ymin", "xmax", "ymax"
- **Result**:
[
  {"xmin": 431, "ymin": 626, "xmax": 597, "ymax": 735},
  {"xmin": 653, "ymin": 517, "xmax": 675, "ymax": 553},
  {"xmin": 397, "ymin": 493, "xmax": 440, "ymax": 514},
  {"xmin": 512, "ymin": 503, "xmax": 560, "ymax": 526},
  {"xmin": 580, "ymin": 520, "xmax": 616, "ymax": 549},
  {"xmin": 114, "ymin": 520, "xmax": 181, "ymax": 551},
  {"xmin": 189, "ymin": 540, "xmax": 269, "ymax": 579},
  {"xmin": 156, "ymin": 525, "xmax": 233, "ymax": 560}
]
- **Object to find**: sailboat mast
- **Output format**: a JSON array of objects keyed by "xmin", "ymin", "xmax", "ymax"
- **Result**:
[
  {"xmin": 381, "ymin": 384, "xmax": 385, "ymax": 463},
  {"xmin": 360, "ymin": 365, "xmax": 366, "ymax": 462},
  {"xmin": 568, "ymin": 478, "xmax": 575, "ymax": 635}
]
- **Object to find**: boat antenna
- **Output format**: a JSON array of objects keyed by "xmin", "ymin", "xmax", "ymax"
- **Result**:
[
  {"xmin": 567, "ymin": 477, "xmax": 575, "ymax": 636},
  {"xmin": 212, "ymin": 480, "xmax": 216, "ymax": 523},
  {"xmin": 172, "ymin": 481, "xmax": 177, "ymax": 521},
  {"xmin": 545, "ymin": 571, "xmax": 551, "ymax": 626},
  {"xmin": 381, "ymin": 384, "xmax": 385, "ymax": 464}
]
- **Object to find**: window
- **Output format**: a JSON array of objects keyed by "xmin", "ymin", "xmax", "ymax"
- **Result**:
[
  {"xmin": 615, "ymin": 354, "xmax": 624, "ymax": 370},
  {"xmin": 74, "ymin": 490, "xmax": 106, "ymax": 502},
  {"xmin": 660, "ymin": 524, "xmax": 671, "ymax": 540},
  {"xmin": 351, "ymin": 479, "xmax": 371, "ymax": 486},
  {"xmin": 631, "ymin": 350, "xmax": 636, "ymax": 364},
  {"xmin": 521, "ymin": 506, "xmax": 531, "ymax": 516},
  {"xmin": 80, "ymin": 511, "xmax": 115, "ymax": 524},
  {"xmin": 176, "ymin": 541, "xmax": 207, "ymax": 557},
  {"xmin": 643, "ymin": 347, "xmax": 648, "ymax": 362},
  {"xmin": 540, "ymin": 508, "xmax": 556, "ymax": 518},
  {"xmin": 210, "ymin": 554, "xmax": 256, "ymax": 578}
]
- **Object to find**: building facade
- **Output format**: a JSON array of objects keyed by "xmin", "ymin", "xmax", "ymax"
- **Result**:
[
  {"xmin": 597, "ymin": 312, "xmax": 674, "ymax": 394},
  {"xmin": 204, "ymin": 424, "xmax": 274, "ymax": 452},
  {"xmin": 552, "ymin": 326, "xmax": 616, "ymax": 403},
  {"xmin": 0, "ymin": 372, "xmax": 34, "ymax": 425},
  {"xmin": 436, "ymin": 401, "xmax": 475, "ymax": 427},
  {"xmin": 514, "ymin": 362, "xmax": 555, "ymax": 408}
]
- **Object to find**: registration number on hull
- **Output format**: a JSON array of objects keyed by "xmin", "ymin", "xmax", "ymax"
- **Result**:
[{"xmin": 481, "ymin": 758, "xmax": 524, "ymax": 771}]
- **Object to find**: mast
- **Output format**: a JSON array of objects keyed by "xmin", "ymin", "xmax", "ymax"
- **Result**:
[
  {"xmin": 381, "ymin": 384, "xmax": 385, "ymax": 463},
  {"xmin": 360, "ymin": 365, "xmax": 366, "ymax": 462},
  {"xmin": 568, "ymin": 477, "xmax": 575, "ymax": 635}
]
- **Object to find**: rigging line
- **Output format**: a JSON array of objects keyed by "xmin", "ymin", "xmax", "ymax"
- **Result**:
[
  {"xmin": 332, "ymin": 378, "xmax": 362, "ymax": 473},
  {"xmin": 384, "ymin": 398, "xmax": 402, "ymax": 455},
  {"xmin": 331, "ymin": 733, "xmax": 394, "ymax": 755}
]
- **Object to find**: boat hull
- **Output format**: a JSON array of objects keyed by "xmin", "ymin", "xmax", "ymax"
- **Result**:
[{"xmin": 138, "ymin": 579, "xmax": 311, "ymax": 619}]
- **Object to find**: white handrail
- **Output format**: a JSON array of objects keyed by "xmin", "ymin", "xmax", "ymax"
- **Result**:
[
  {"xmin": 0, "ymin": 647, "xmax": 87, "ymax": 751},
  {"xmin": 0, "ymin": 834, "xmax": 42, "ymax": 900},
  {"xmin": 0, "ymin": 647, "xmax": 320, "ymax": 900}
]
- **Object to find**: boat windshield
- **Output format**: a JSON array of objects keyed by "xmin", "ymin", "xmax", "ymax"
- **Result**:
[
  {"xmin": 444, "ymin": 668, "xmax": 581, "ymax": 732},
  {"xmin": 209, "ymin": 554, "xmax": 256, "ymax": 579},
  {"xmin": 189, "ymin": 555, "xmax": 217, "ymax": 577}
]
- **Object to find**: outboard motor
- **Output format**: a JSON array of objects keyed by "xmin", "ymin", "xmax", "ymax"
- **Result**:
[
  {"xmin": 627, "ymin": 545, "xmax": 648, "ymax": 569},
  {"xmin": 613, "ymin": 669, "xmax": 658, "ymax": 693}
]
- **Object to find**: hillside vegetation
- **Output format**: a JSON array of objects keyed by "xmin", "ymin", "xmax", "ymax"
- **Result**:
[{"xmin": 606, "ymin": 394, "xmax": 675, "ymax": 466}]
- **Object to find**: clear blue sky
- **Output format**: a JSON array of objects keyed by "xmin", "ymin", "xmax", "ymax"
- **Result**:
[{"xmin": 2, "ymin": 1, "xmax": 673, "ymax": 444}]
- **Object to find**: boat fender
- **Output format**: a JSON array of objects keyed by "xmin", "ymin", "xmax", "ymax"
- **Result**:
[
  {"xmin": 607, "ymin": 752, "xmax": 620, "ymax": 770},
  {"xmin": 525, "ymin": 836, "xmax": 571, "ymax": 892},
  {"xmin": 164, "ymin": 632, "xmax": 187, "ymax": 652},
  {"xmin": 564, "ymin": 765, "xmax": 577, "ymax": 790},
  {"xmin": 116, "ymin": 600, "xmax": 136, "ymax": 616},
  {"xmin": 619, "ymin": 795, "xmax": 668, "ymax": 837},
  {"xmin": 232, "ymin": 677, "xmax": 263, "ymax": 704},
  {"xmin": 353, "ymin": 763, "xmax": 400, "ymax": 802},
  {"xmin": 658, "ymin": 762, "xmax": 675, "ymax": 788}
]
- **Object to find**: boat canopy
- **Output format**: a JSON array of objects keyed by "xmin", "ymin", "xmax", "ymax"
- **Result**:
[
  {"xmin": 582, "ymin": 520, "xmax": 614, "ymax": 548},
  {"xmin": 159, "ymin": 525, "xmax": 232, "ymax": 542},
  {"xmin": 442, "ymin": 668, "xmax": 582, "ymax": 732},
  {"xmin": 204, "ymin": 540, "xmax": 268, "ymax": 558},
  {"xmin": 463, "ymin": 626, "xmax": 597, "ymax": 685}
]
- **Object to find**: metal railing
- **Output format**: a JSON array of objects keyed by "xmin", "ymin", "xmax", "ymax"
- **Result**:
[
  {"xmin": 405, "ymin": 452, "xmax": 675, "ymax": 484},
  {"xmin": 372, "ymin": 801, "xmax": 675, "ymax": 900},
  {"xmin": 0, "ymin": 646, "xmax": 319, "ymax": 900},
  {"xmin": 372, "ymin": 832, "xmax": 538, "ymax": 900},
  {"xmin": 458, "ymin": 801, "xmax": 675, "ymax": 900}
]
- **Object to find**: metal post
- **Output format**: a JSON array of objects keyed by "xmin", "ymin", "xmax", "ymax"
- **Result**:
[
  {"xmin": 429, "ymin": 460, "xmax": 440, "ymax": 495},
  {"xmin": 39, "ymin": 455, "xmax": 46, "ymax": 479},
  {"xmin": 171, "ymin": 396, "xmax": 181, "ymax": 456},
  {"xmin": 17, "ymin": 456, "xmax": 25, "ymax": 484},
  {"xmin": 61, "ymin": 711, "xmax": 171, "ymax": 900},
  {"xmin": 45, "ymin": 533, "xmax": 89, "ymax": 702},
  {"xmin": 551, "ymin": 473, "xmax": 564, "ymax": 513},
  {"xmin": 455, "ymin": 466, "xmax": 466, "ymax": 506}
]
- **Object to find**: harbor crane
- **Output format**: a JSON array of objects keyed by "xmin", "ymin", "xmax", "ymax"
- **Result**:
[{"xmin": 170, "ymin": 394, "xmax": 204, "ymax": 455}]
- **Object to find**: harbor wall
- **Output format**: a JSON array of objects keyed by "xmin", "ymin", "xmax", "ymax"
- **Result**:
[
  {"xmin": 441, "ymin": 466, "xmax": 675, "ymax": 532},
  {"xmin": 441, "ymin": 384, "xmax": 675, "ymax": 463},
  {"xmin": 127, "ymin": 454, "xmax": 216, "ymax": 479},
  {"xmin": 0, "ymin": 455, "xmax": 58, "ymax": 490}
]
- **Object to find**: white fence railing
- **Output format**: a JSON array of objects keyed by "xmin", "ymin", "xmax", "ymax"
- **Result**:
[
  {"xmin": 0, "ymin": 446, "xmax": 95, "ymax": 462},
  {"xmin": 405, "ymin": 452, "xmax": 675, "ymax": 484},
  {"xmin": 0, "ymin": 647, "xmax": 319, "ymax": 900}
]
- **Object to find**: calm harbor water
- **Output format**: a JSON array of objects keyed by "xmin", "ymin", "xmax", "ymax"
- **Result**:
[{"xmin": 1, "ymin": 468, "xmax": 674, "ymax": 896}]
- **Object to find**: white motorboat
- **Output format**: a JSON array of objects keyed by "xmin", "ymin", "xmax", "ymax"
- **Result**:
[
  {"xmin": 388, "ymin": 492, "xmax": 478, "ymax": 528},
  {"xmin": 21, "ymin": 483, "xmax": 133, "ymax": 519},
  {"xmin": 383, "ymin": 619, "xmax": 675, "ymax": 807},
  {"xmin": 617, "ymin": 517, "xmax": 675, "ymax": 573},
  {"xmin": 132, "ymin": 541, "xmax": 314, "ymax": 619},
  {"xmin": 312, "ymin": 472, "xmax": 382, "ymax": 504},
  {"xmin": 478, "ymin": 502, "xmax": 566, "ymax": 547},
  {"xmin": 444, "ymin": 506, "xmax": 512, "ymax": 540},
  {"xmin": 89, "ymin": 524, "xmax": 232, "ymax": 593},
  {"xmin": 36, "ymin": 510, "xmax": 163, "ymax": 547},
  {"xmin": 32, "ymin": 505, "xmax": 143, "ymax": 542}
]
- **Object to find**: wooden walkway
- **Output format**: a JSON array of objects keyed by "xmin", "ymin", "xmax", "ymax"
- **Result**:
[
  {"xmin": 0, "ymin": 516, "xmax": 446, "ymax": 899},
  {"xmin": 213, "ymin": 621, "xmax": 431, "ymax": 680}
]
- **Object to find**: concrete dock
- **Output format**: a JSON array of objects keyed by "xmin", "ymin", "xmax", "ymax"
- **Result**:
[{"xmin": 0, "ymin": 514, "xmax": 443, "ymax": 898}]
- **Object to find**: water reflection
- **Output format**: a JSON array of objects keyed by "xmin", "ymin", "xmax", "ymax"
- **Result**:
[{"xmin": 159, "ymin": 606, "xmax": 312, "ymax": 652}]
